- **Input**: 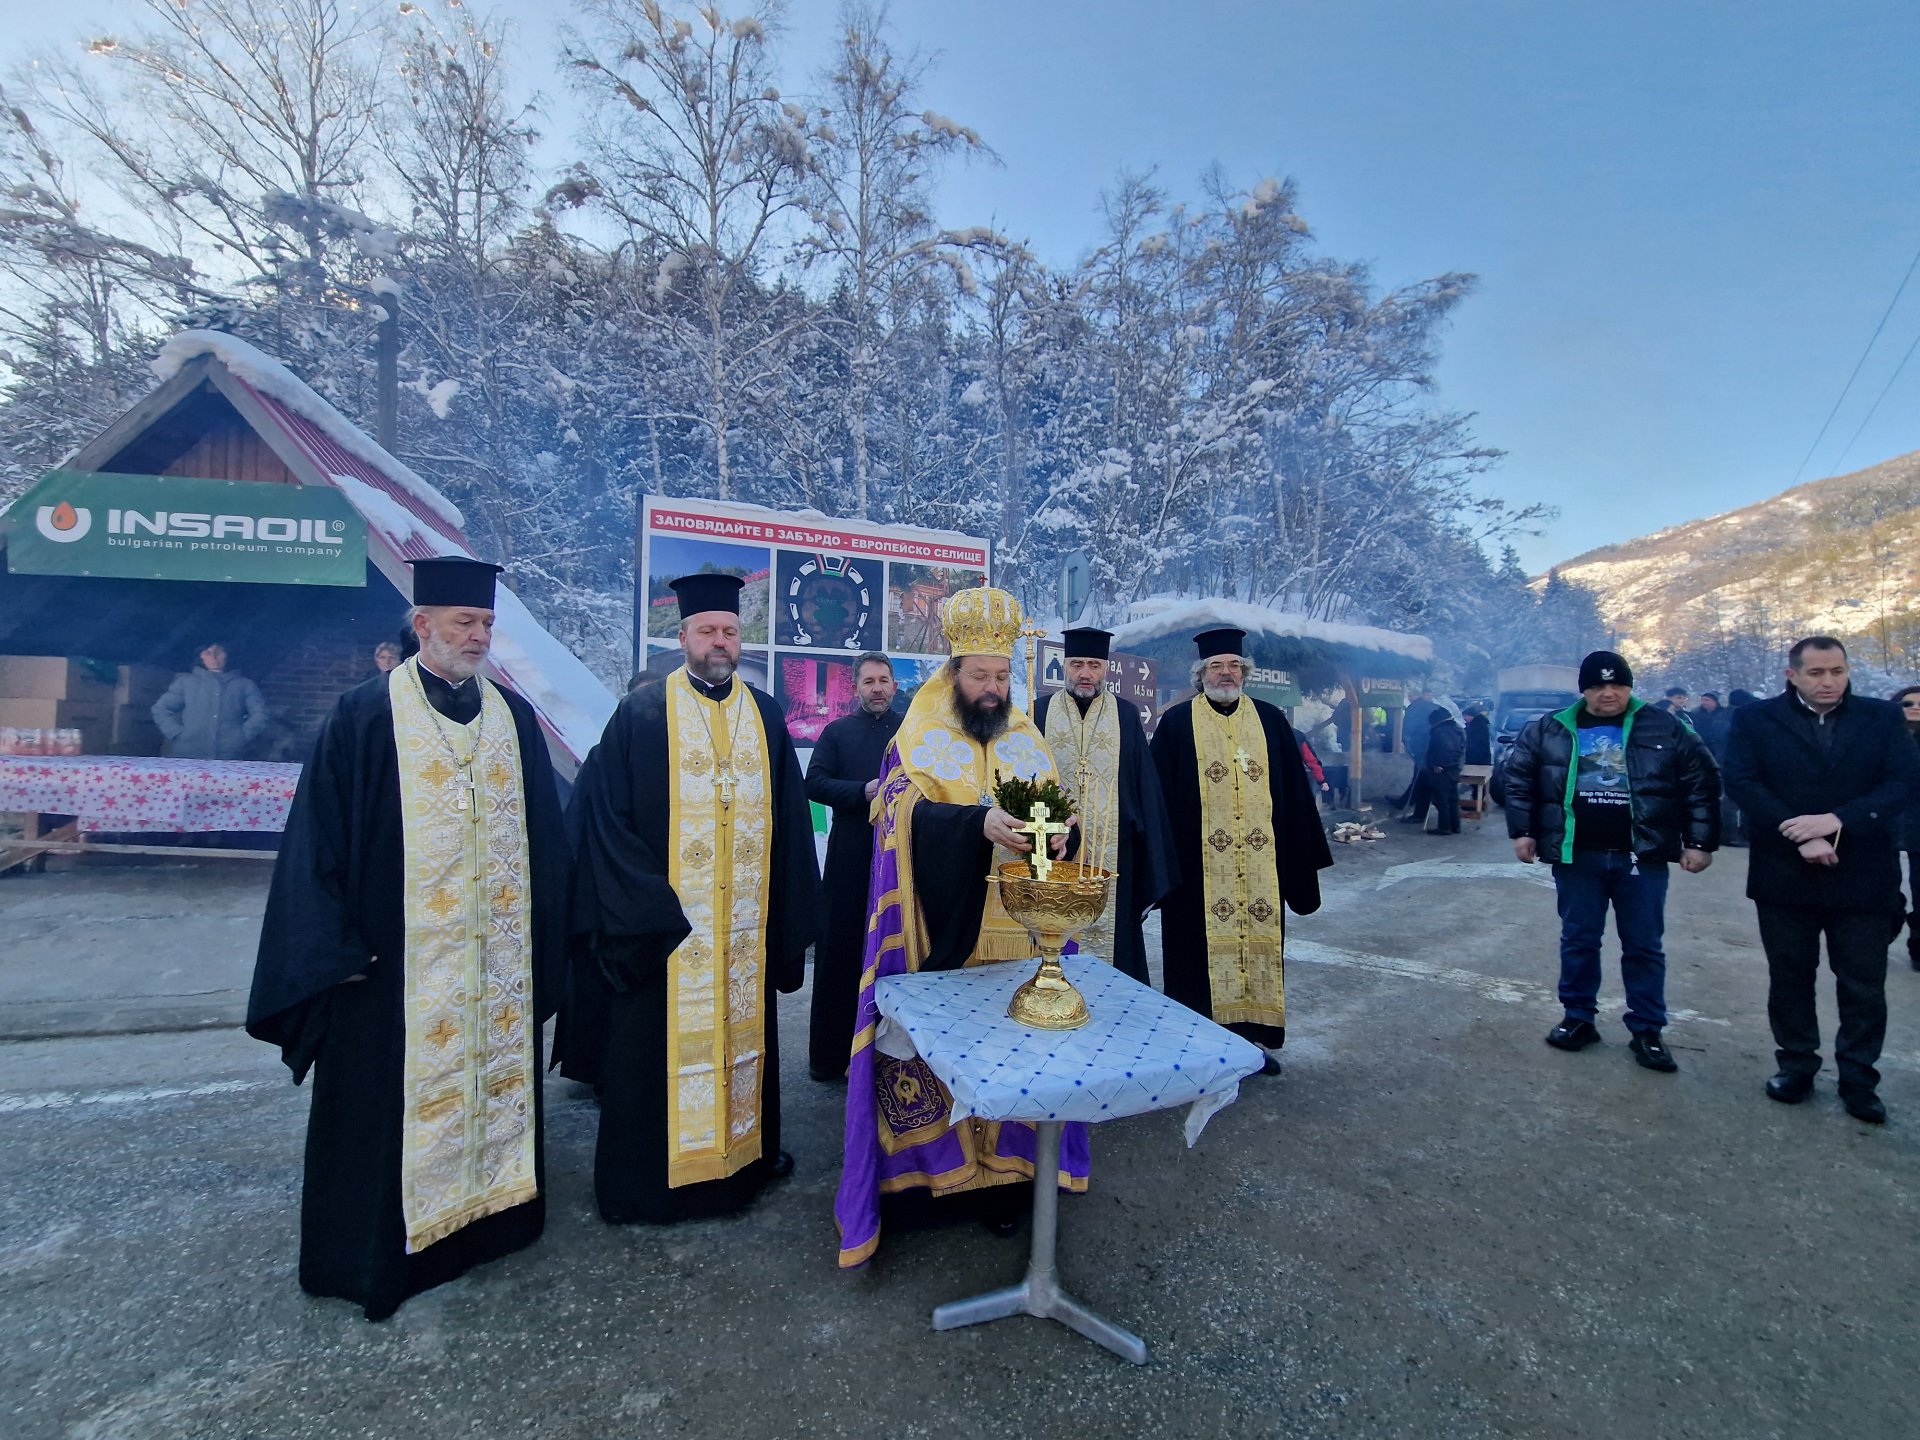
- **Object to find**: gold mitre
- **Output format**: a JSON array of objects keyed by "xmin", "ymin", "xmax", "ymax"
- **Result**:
[{"xmin": 941, "ymin": 585, "xmax": 1024, "ymax": 658}]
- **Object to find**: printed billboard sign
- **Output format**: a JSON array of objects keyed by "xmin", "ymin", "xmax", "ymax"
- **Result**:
[
  {"xmin": 636, "ymin": 497, "xmax": 991, "ymax": 748},
  {"xmin": 4, "ymin": 471, "xmax": 367, "ymax": 586}
]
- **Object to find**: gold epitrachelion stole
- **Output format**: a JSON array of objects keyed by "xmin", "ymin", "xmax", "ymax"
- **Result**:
[
  {"xmin": 390, "ymin": 661, "xmax": 537, "ymax": 1252},
  {"xmin": 663, "ymin": 669, "xmax": 774, "ymax": 1186},
  {"xmin": 1043, "ymin": 691, "xmax": 1122, "ymax": 958},
  {"xmin": 1191, "ymin": 699, "xmax": 1286, "ymax": 1029}
]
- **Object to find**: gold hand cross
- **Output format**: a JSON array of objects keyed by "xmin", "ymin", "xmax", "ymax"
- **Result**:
[{"xmin": 1016, "ymin": 801, "xmax": 1070, "ymax": 882}]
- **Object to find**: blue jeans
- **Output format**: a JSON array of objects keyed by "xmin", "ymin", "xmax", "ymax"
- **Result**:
[{"xmin": 1551, "ymin": 850, "xmax": 1670, "ymax": 1034}]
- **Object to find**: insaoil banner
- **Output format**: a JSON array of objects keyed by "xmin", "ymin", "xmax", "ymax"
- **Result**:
[{"xmin": 4, "ymin": 471, "xmax": 367, "ymax": 586}]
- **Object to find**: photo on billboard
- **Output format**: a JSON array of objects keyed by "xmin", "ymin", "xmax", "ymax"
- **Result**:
[
  {"xmin": 885, "ymin": 564, "xmax": 980, "ymax": 655},
  {"xmin": 643, "ymin": 535, "xmax": 771, "ymax": 643},
  {"xmin": 775, "ymin": 650, "xmax": 860, "ymax": 744},
  {"xmin": 774, "ymin": 551, "xmax": 880, "ymax": 651}
]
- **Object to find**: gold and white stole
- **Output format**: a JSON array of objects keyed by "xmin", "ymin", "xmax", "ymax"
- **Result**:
[
  {"xmin": 1191, "ymin": 698, "xmax": 1287, "ymax": 1030},
  {"xmin": 664, "ymin": 669, "xmax": 774, "ymax": 1187},
  {"xmin": 1043, "ymin": 691, "xmax": 1121, "ymax": 959},
  {"xmin": 389, "ymin": 660, "xmax": 537, "ymax": 1253}
]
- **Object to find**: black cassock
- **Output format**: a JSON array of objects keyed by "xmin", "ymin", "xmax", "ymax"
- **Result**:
[
  {"xmin": 1150, "ymin": 695, "xmax": 1332, "ymax": 1047},
  {"xmin": 246, "ymin": 670, "xmax": 569, "ymax": 1321},
  {"xmin": 804, "ymin": 707, "xmax": 902, "ymax": 1077},
  {"xmin": 561, "ymin": 674, "xmax": 822, "ymax": 1224},
  {"xmin": 1032, "ymin": 693, "xmax": 1179, "ymax": 984}
]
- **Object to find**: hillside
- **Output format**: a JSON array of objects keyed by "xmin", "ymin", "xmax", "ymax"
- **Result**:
[{"xmin": 1553, "ymin": 449, "xmax": 1920, "ymax": 669}]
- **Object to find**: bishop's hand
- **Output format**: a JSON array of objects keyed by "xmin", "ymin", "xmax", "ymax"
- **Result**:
[
  {"xmin": 1051, "ymin": 815, "xmax": 1078, "ymax": 859},
  {"xmin": 984, "ymin": 805, "xmax": 1032, "ymax": 851}
]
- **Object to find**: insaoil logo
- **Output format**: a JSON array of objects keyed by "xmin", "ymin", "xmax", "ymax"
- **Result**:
[
  {"xmin": 104, "ymin": 509, "xmax": 344, "ymax": 545},
  {"xmin": 34, "ymin": 501, "xmax": 92, "ymax": 542}
]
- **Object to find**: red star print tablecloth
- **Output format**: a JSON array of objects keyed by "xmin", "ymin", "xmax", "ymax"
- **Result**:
[{"xmin": 0, "ymin": 756, "xmax": 301, "ymax": 833}]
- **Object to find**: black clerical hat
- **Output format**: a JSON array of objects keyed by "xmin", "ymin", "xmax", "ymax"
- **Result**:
[
  {"xmin": 1062, "ymin": 628, "xmax": 1112, "ymax": 661},
  {"xmin": 408, "ymin": 556, "xmax": 504, "ymax": 608},
  {"xmin": 670, "ymin": 572, "xmax": 745, "ymax": 618},
  {"xmin": 1194, "ymin": 627, "xmax": 1246, "ymax": 659}
]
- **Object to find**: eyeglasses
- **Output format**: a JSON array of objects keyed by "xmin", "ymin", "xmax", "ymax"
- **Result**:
[{"xmin": 1903, "ymin": 700, "xmax": 1920, "ymax": 709}]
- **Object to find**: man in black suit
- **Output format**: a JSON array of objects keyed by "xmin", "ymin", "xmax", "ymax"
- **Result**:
[
  {"xmin": 1725, "ymin": 636, "xmax": 1920, "ymax": 1124},
  {"xmin": 803, "ymin": 652, "xmax": 901, "ymax": 1080}
]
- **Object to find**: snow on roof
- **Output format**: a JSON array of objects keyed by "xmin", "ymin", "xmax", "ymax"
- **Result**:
[
  {"xmin": 153, "ymin": 330, "xmax": 465, "ymax": 530},
  {"xmin": 486, "ymin": 586, "xmax": 619, "ymax": 763},
  {"xmin": 1112, "ymin": 597, "xmax": 1433, "ymax": 663}
]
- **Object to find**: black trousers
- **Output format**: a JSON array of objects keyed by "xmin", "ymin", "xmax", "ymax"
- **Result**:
[
  {"xmin": 1898, "ymin": 852, "xmax": 1920, "ymax": 962},
  {"xmin": 1754, "ymin": 903, "xmax": 1889, "ymax": 1091}
]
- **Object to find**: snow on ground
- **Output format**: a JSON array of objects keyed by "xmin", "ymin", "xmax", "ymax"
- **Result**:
[
  {"xmin": 1113, "ymin": 596, "xmax": 1431, "ymax": 661},
  {"xmin": 152, "ymin": 330, "xmax": 465, "ymax": 530}
]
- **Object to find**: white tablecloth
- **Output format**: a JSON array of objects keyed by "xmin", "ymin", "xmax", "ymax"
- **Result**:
[{"xmin": 873, "ymin": 955, "xmax": 1266, "ymax": 1145}]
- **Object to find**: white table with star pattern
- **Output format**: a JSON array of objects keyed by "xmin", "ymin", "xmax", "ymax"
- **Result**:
[{"xmin": 873, "ymin": 953, "xmax": 1266, "ymax": 1364}]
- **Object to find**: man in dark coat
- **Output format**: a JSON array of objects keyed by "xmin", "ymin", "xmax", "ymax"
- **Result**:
[
  {"xmin": 565, "ymin": 574, "xmax": 823, "ymax": 1222},
  {"xmin": 804, "ymin": 651, "xmax": 901, "ymax": 1080},
  {"xmin": 1410, "ymin": 707, "xmax": 1466, "ymax": 835},
  {"xmin": 1396, "ymin": 689, "xmax": 1440, "ymax": 818},
  {"xmin": 247, "ymin": 557, "xmax": 569, "ymax": 1321},
  {"xmin": 1033, "ymin": 627, "xmax": 1178, "ymax": 984},
  {"xmin": 1724, "ymin": 636, "xmax": 1920, "ymax": 1124},
  {"xmin": 1150, "ymin": 628, "xmax": 1333, "ymax": 1074},
  {"xmin": 1506, "ymin": 650, "xmax": 1719, "ymax": 1074},
  {"xmin": 1463, "ymin": 705, "xmax": 1493, "ymax": 767}
]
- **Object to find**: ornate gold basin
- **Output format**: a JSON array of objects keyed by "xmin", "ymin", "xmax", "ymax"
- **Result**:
[{"xmin": 993, "ymin": 860, "xmax": 1112, "ymax": 1030}]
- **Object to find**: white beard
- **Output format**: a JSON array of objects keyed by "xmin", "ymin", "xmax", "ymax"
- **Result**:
[
  {"xmin": 421, "ymin": 633, "xmax": 483, "ymax": 682},
  {"xmin": 1202, "ymin": 682, "xmax": 1242, "ymax": 705}
]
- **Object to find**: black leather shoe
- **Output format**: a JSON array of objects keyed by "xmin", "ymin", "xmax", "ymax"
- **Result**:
[
  {"xmin": 809, "ymin": 1064, "xmax": 844, "ymax": 1083},
  {"xmin": 1840, "ymin": 1089, "xmax": 1887, "ymax": 1124},
  {"xmin": 1629, "ymin": 1031, "xmax": 1679, "ymax": 1072},
  {"xmin": 770, "ymin": 1150, "xmax": 795, "ymax": 1179},
  {"xmin": 1395, "ymin": 815, "xmax": 1425, "ymax": 825},
  {"xmin": 1258, "ymin": 1052, "xmax": 1283, "ymax": 1077},
  {"xmin": 1764, "ymin": 1072, "xmax": 1813, "ymax": 1104},
  {"xmin": 1545, "ymin": 1018, "xmax": 1602, "ymax": 1051},
  {"xmin": 982, "ymin": 1215, "xmax": 1021, "ymax": 1238}
]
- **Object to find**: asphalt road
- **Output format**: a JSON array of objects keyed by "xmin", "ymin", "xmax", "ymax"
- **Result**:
[{"xmin": 1, "ymin": 822, "xmax": 1916, "ymax": 1439}]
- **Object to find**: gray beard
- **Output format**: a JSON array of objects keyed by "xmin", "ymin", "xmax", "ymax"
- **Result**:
[
  {"xmin": 421, "ymin": 633, "xmax": 483, "ymax": 682},
  {"xmin": 689, "ymin": 651, "xmax": 737, "ymax": 684},
  {"xmin": 1202, "ymin": 682, "xmax": 1242, "ymax": 706}
]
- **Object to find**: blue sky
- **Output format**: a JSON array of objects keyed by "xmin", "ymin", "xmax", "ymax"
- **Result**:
[{"xmin": 20, "ymin": 1, "xmax": 1920, "ymax": 571}]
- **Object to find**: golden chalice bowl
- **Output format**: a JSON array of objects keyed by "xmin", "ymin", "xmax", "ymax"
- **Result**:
[{"xmin": 992, "ymin": 860, "xmax": 1112, "ymax": 1030}]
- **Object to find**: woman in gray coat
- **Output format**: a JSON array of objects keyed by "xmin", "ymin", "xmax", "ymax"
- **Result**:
[{"xmin": 151, "ymin": 642, "xmax": 269, "ymax": 760}]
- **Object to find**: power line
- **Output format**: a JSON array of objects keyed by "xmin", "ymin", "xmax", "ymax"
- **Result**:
[
  {"xmin": 1790, "ymin": 239, "xmax": 1920, "ymax": 486},
  {"xmin": 1825, "ymin": 324, "xmax": 1920, "ymax": 478}
]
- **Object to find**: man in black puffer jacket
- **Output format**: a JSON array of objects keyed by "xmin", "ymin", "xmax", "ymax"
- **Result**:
[{"xmin": 1506, "ymin": 650, "xmax": 1720, "ymax": 1074}]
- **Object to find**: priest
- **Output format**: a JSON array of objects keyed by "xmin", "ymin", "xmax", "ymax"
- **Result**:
[
  {"xmin": 565, "ymin": 573, "xmax": 822, "ymax": 1224},
  {"xmin": 804, "ymin": 651, "xmax": 903, "ymax": 1081},
  {"xmin": 1033, "ymin": 627, "xmax": 1178, "ymax": 983},
  {"xmin": 834, "ymin": 586, "xmax": 1085, "ymax": 1269},
  {"xmin": 1149, "ymin": 628, "xmax": 1332, "ymax": 1074},
  {"xmin": 246, "ymin": 556, "xmax": 570, "ymax": 1322}
]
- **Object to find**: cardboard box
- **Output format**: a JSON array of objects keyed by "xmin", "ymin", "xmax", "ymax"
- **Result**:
[
  {"xmin": 110, "ymin": 705, "xmax": 166, "ymax": 757},
  {"xmin": 0, "ymin": 699, "xmax": 114, "ymax": 729},
  {"xmin": 0, "ymin": 656, "xmax": 117, "ymax": 702},
  {"xmin": 116, "ymin": 664, "xmax": 177, "ymax": 706}
]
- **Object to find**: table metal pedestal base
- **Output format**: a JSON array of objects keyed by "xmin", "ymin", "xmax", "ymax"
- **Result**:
[{"xmin": 930, "ymin": 1120, "xmax": 1148, "ymax": 1364}]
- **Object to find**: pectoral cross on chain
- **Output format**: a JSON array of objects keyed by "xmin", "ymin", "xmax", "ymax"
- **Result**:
[
  {"xmin": 714, "ymin": 762, "xmax": 737, "ymax": 808},
  {"xmin": 1231, "ymin": 743, "xmax": 1254, "ymax": 777},
  {"xmin": 456, "ymin": 765, "xmax": 481, "ymax": 822},
  {"xmin": 1016, "ymin": 801, "xmax": 1070, "ymax": 882}
]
